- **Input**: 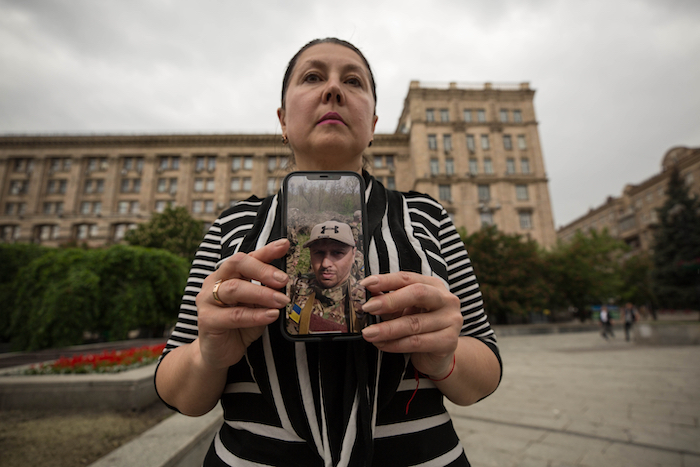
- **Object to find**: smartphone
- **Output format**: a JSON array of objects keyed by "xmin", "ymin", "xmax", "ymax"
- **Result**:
[{"xmin": 280, "ymin": 171, "xmax": 371, "ymax": 341}]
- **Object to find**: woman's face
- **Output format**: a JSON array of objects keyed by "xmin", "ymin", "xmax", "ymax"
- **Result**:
[{"xmin": 278, "ymin": 43, "xmax": 378, "ymax": 172}]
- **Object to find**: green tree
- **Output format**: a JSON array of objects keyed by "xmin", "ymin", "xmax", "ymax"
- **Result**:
[
  {"xmin": 462, "ymin": 226, "xmax": 551, "ymax": 324},
  {"xmin": 9, "ymin": 245, "xmax": 189, "ymax": 351},
  {"xmin": 0, "ymin": 244, "xmax": 51, "ymax": 342},
  {"xmin": 124, "ymin": 206, "xmax": 204, "ymax": 260},
  {"xmin": 619, "ymin": 252, "xmax": 657, "ymax": 308},
  {"xmin": 545, "ymin": 229, "xmax": 628, "ymax": 319},
  {"xmin": 651, "ymin": 166, "xmax": 700, "ymax": 310}
]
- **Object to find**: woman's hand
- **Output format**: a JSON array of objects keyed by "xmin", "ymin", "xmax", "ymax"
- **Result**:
[
  {"xmin": 195, "ymin": 238, "xmax": 290, "ymax": 371},
  {"xmin": 359, "ymin": 272, "xmax": 462, "ymax": 379}
]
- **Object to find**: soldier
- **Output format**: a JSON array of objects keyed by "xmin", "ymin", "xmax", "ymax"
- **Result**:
[{"xmin": 287, "ymin": 221, "xmax": 367, "ymax": 335}]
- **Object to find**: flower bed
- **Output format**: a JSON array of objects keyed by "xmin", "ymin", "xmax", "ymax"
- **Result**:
[{"xmin": 23, "ymin": 343, "xmax": 166, "ymax": 375}]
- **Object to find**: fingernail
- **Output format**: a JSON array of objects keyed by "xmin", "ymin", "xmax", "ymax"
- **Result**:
[
  {"xmin": 274, "ymin": 293, "xmax": 290, "ymax": 306},
  {"xmin": 274, "ymin": 238, "xmax": 287, "ymax": 246},
  {"xmin": 362, "ymin": 299, "xmax": 380, "ymax": 313},
  {"xmin": 273, "ymin": 271, "xmax": 288, "ymax": 283},
  {"xmin": 362, "ymin": 327, "xmax": 379, "ymax": 339},
  {"xmin": 265, "ymin": 309, "xmax": 279, "ymax": 319},
  {"xmin": 360, "ymin": 276, "xmax": 379, "ymax": 287}
]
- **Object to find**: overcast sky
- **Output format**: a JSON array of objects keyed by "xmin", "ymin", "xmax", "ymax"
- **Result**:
[{"xmin": 1, "ymin": 0, "xmax": 699, "ymax": 228}]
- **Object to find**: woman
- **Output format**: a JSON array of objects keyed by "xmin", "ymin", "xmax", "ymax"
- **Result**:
[{"xmin": 155, "ymin": 38, "xmax": 502, "ymax": 466}]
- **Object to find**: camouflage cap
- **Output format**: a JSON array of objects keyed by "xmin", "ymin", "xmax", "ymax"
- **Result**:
[{"xmin": 303, "ymin": 221, "xmax": 355, "ymax": 248}]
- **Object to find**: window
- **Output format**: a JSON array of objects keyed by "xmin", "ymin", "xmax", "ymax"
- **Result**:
[
  {"xmin": 244, "ymin": 156, "xmax": 253, "ymax": 170},
  {"xmin": 38, "ymin": 225, "xmax": 59, "ymax": 241},
  {"xmin": 85, "ymin": 179, "xmax": 103, "ymax": 194},
  {"xmin": 480, "ymin": 211, "xmax": 494, "ymax": 226},
  {"xmin": 75, "ymin": 224, "xmax": 97, "ymax": 240},
  {"xmin": 87, "ymin": 157, "xmax": 107, "ymax": 172},
  {"xmin": 513, "ymin": 110, "xmax": 522, "ymax": 122},
  {"xmin": 192, "ymin": 200, "xmax": 203, "ymax": 214},
  {"xmin": 521, "ymin": 158, "xmax": 531, "ymax": 174},
  {"xmin": 136, "ymin": 158, "xmax": 144, "ymax": 173},
  {"xmin": 463, "ymin": 109, "xmax": 472, "ymax": 122},
  {"xmin": 426, "ymin": 108, "xmax": 435, "ymax": 122},
  {"xmin": 477, "ymin": 109, "xmax": 486, "ymax": 122},
  {"xmin": 94, "ymin": 202, "xmax": 102, "ymax": 215},
  {"xmin": 373, "ymin": 155, "xmax": 383, "ymax": 168},
  {"xmin": 130, "ymin": 201, "xmax": 139, "ymax": 213},
  {"xmin": 204, "ymin": 200, "xmax": 214, "ymax": 213},
  {"xmin": 385, "ymin": 155, "xmax": 395, "ymax": 169},
  {"xmin": 443, "ymin": 134, "xmax": 452, "ymax": 151},
  {"xmin": 113, "ymin": 223, "xmax": 136, "ymax": 241},
  {"xmin": 206, "ymin": 178, "xmax": 215, "ymax": 192},
  {"xmin": 1, "ymin": 225, "xmax": 20, "ymax": 242},
  {"xmin": 516, "ymin": 184, "xmax": 529, "ymax": 200},
  {"xmin": 517, "ymin": 135, "xmax": 527, "ymax": 150},
  {"xmin": 157, "ymin": 178, "xmax": 167, "ymax": 193},
  {"xmin": 386, "ymin": 176, "xmax": 396, "ymax": 190},
  {"xmin": 121, "ymin": 179, "xmax": 130, "ymax": 193},
  {"xmin": 503, "ymin": 135, "xmax": 513, "ymax": 150},
  {"xmin": 155, "ymin": 200, "xmax": 168, "ymax": 213},
  {"xmin": 268, "ymin": 156, "xmax": 278, "ymax": 172},
  {"xmin": 439, "ymin": 185, "xmax": 452, "ymax": 202},
  {"xmin": 81, "ymin": 202, "xmax": 91, "ymax": 215},
  {"xmin": 207, "ymin": 157, "xmax": 216, "ymax": 171},
  {"xmin": 469, "ymin": 158, "xmax": 478, "ymax": 175},
  {"xmin": 481, "ymin": 135, "xmax": 490, "ymax": 150},
  {"xmin": 440, "ymin": 109, "xmax": 449, "ymax": 123},
  {"xmin": 232, "ymin": 156, "xmax": 241, "ymax": 171},
  {"xmin": 519, "ymin": 211, "xmax": 533, "ymax": 229},
  {"xmin": 132, "ymin": 178, "xmax": 141, "ymax": 193},
  {"xmin": 9, "ymin": 180, "xmax": 29, "ymax": 195},
  {"xmin": 466, "ymin": 134, "xmax": 475, "ymax": 152},
  {"xmin": 231, "ymin": 177, "xmax": 241, "ymax": 191},
  {"xmin": 169, "ymin": 178, "xmax": 178, "ymax": 194},
  {"xmin": 159, "ymin": 157, "xmax": 169, "ymax": 170},
  {"xmin": 428, "ymin": 134, "xmax": 437, "ymax": 150},
  {"xmin": 445, "ymin": 158, "xmax": 455, "ymax": 176},
  {"xmin": 430, "ymin": 159, "xmax": 439, "ymax": 175},
  {"xmin": 194, "ymin": 178, "xmax": 204, "ymax": 192},
  {"xmin": 506, "ymin": 158, "xmax": 515, "ymax": 174},
  {"xmin": 242, "ymin": 177, "xmax": 252, "ymax": 191},
  {"xmin": 484, "ymin": 158, "xmax": 493, "ymax": 174},
  {"xmin": 195, "ymin": 156, "xmax": 206, "ymax": 172},
  {"xmin": 478, "ymin": 185, "xmax": 490, "ymax": 202},
  {"xmin": 499, "ymin": 109, "xmax": 508, "ymax": 123},
  {"xmin": 267, "ymin": 178, "xmax": 277, "ymax": 195},
  {"xmin": 279, "ymin": 156, "xmax": 288, "ymax": 169}
]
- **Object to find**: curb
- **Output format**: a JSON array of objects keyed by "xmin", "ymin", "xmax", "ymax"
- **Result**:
[
  {"xmin": 88, "ymin": 405, "xmax": 223, "ymax": 467},
  {"xmin": 0, "ymin": 363, "xmax": 158, "ymax": 411}
]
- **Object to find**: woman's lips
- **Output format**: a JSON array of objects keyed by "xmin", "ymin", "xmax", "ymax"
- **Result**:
[{"xmin": 318, "ymin": 112, "xmax": 345, "ymax": 125}]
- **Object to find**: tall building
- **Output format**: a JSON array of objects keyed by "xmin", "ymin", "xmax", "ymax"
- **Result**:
[
  {"xmin": 0, "ymin": 82, "xmax": 557, "ymax": 248},
  {"xmin": 557, "ymin": 146, "xmax": 700, "ymax": 253}
]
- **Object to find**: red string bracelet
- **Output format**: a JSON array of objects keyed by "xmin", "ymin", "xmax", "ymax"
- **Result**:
[
  {"xmin": 405, "ymin": 355, "xmax": 456, "ymax": 415},
  {"xmin": 426, "ymin": 354, "xmax": 456, "ymax": 382}
]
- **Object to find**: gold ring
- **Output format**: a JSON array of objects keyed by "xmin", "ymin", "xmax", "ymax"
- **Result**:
[{"xmin": 212, "ymin": 279, "xmax": 226, "ymax": 306}]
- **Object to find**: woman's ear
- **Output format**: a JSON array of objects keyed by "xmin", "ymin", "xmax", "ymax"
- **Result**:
[{"xmin": 277, "ymin": 108, "xmax": 287, "ymax": 133}]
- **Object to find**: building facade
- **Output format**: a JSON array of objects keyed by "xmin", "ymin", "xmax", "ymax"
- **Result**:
[
  {"xmin": 0, "ymin": 82, "xmax": 557, "ymax": 248},
  {"xmin": 557, "ymin": 146, "xmax": 700, "ymax": 253}
]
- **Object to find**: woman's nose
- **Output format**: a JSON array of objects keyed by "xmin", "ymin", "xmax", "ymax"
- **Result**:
[{"xmin": 322, "ymin": 80, "xmax": 343, "ymax": 104}]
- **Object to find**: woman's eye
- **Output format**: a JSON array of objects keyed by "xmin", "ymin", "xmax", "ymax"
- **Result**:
[
  {"xmin": 346, "ymin": 77, "xmax": 361, "ymax": 86},
  {"xmin": 304, "ymin": 73, "xmax": 321, "ymax": 83}
]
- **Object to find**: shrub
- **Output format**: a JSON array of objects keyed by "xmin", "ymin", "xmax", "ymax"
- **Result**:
[{"xmin": 8, "ymin": 245, "xmax": 188, "ymax": 351}]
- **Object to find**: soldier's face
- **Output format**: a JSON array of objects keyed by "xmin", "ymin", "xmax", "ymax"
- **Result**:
[{"xmin": 309, "ymin": 239, "xmax": 356, "ymax": 288}]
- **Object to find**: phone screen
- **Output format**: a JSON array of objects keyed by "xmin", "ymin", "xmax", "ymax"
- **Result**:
[{"xmin": 282, "ymin": 171, "xmax": 369, "ymax": 339}]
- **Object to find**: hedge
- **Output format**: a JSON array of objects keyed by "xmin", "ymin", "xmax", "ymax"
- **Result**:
[{"xmin": 1, "ymin": 244, "xmax": 189, "ymax": 351}]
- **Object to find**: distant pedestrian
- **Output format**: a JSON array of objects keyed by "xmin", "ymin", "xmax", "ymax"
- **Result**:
[
  {"xmin": 599, "ymin": 305, "xmax": 614, "ymax": 339},
  {"xmin": 622, "ymin": 302, "xmax": 639, "ymax": 341}
]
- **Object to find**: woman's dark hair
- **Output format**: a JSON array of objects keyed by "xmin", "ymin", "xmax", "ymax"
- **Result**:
[{"xmin": 281, "ymin": 38, "xmax": 377, "ymax": 113}]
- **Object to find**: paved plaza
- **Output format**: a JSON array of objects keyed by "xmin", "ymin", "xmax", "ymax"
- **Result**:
[{"xmin": 448, "ymin": 330, "xmax": 700, "ymax": 467}]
